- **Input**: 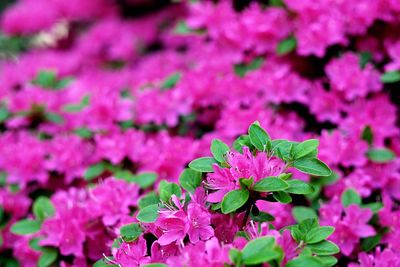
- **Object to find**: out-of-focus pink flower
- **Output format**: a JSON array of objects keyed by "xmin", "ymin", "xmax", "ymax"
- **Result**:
[
  {"xmin": 318, "ymin": 130, "xmax": 368, "ymax": 168},
  {"xmin": 320, "ymin": 201, "xmax": 375, "ymax": 256},
  {"xmin": 326, "ymin": 53, "xmax": 382, "ymax": 100},
  {"xmin": 349, "ymin": 248, "xmax": 400, "ymax": 267}
]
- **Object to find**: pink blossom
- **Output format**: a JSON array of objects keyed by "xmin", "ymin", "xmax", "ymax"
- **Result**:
[
  {"xmin": 113, "ymin": 237, "xmax": 151, "ymax": 266},
  {"xmin": 320, "ymin": 201, "xmax": 375, "ymax": 256},
  {"xmin": 326, "ymin": 52, "xmax": 382, "ymax": 100},
  {"xmin": 349, "ymin": 248, "xmax": 400, "ymax": 267},
  {"xmin": 156, "ymin": 194, "xmax": 214, "ymax": 246},
  {"xmin": 206, "ymin": 147, "xmax": 285, "ymax": 202}
]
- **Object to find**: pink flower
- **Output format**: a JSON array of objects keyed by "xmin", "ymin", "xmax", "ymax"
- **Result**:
[
  {"xmin": 318, "ymin": 130, "xmax": 368, "ymax": 167},
  {"xmin": 309, "ymin": 82, "xmax": 344, "ymax": 123},
  {"xmin": 113, "ymin": 237, "xmax": 151, "ymax": 266},
  {"xmin": 349, "ymin": 248, "xmax": 400, "ymax": 267},
  {"xmin": 155, "ymin": 194, "xmax": 214, "ymax": 246},
  {"xmin": 166, "ymin": 237, "xmax": 230, "ymax": 267},
  {"xmin": 320, "ymin": 201, "xmax": 375, "ymax": 256},
  {"xmin": 89, "ymin": 178, "xmax": 139, "ymax": 226},
  {"xmin": 134, "ymin": 88, "xmax": 192, "ymax": 127},
  {"xmin": 326, "ymin": 52, "xmax": 382, "ymax": 100},
  {"xmin": 40, "ymin": 189, "xmax": 90, "ymax": 257},
  {"xmin": 206, "ymin": 147, "xmax": 285, "ymax": 203},
  {"xmin": 47, "ymin": 135, "xmax": 94, "ymax": 183}
]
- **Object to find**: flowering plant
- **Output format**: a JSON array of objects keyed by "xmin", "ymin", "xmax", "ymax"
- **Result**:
[{"xmin": 85, "ymin": 122, "xmax": 338, "ymax": 266}]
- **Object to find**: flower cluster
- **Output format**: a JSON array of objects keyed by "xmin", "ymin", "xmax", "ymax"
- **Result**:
[{"xmin": 0, "ymin": 0, "xmax": 400, "ymax": 266}]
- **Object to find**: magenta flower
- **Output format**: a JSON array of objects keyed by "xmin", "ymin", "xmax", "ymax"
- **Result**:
[
  {"xmin": 206, "ymin": 146, "xmax": 285, "ymax": 202},
  {"xmin": 320, "ymin": 201, "xmax": 375, "ymax": 256},
  {"xmin": 113, "ymin": 236, "xmax": 151, "ymax": 266},
  {"xmin": 326, "ymin": 52, "xmax": 382, "ymax": 100},
  {"xmin": 349, "ymin": 248, "xmax": 400, "ymax": 267},
  {"xmin": 156, "ymin": 193, "xmax": 214, "ymax": 246}
]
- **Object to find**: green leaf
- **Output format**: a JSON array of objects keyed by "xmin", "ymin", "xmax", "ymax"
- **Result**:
[
  {"xmin": 55, "ymin": 77, "xmax": 74, "ymax": 89},
  {"xmin": 234, "ymin": 57, "xmax": 264, "ymax": 77},
  {"xmin": 292, "ymin": 206, "xmax": 317, "ymax": 223},
  {"xmin": 272, "ymin": 191, "xmax": 292, "ymax": 203},
  {"xmin": 367, "ymin": 148, "xmax": 395, "ymax": 163},
  {"xmin": 221, "ymin": 189, "xmax": 249, "ymax": 214},
  {"xmin": 210, "ymin": 139, "xmax": 230, "ymax": 163},
  {"xmin": 307, "ymin": 240, "xmax": 340, "ymax": 256},
  {"xmin": 381, "ymin": 71, "xmax": 400, "ymax": 83},
  {"xmin": 361, "ymin": 126, "xmax": 373, "ymax": 145},
  {"xmin": 120, "ymin": 223, "xmax": 142, "ymax": 242},
  {"xmin": 241, "ymin": 237, "xmax": 279, "ymax": 265},
  {"xmin": 38, "ymin": 247, "xmax": 58, "ymax": 267},
  {"xmin": 229, "ymin": 248, "xmax": 242, "ymax": 266},
  {"xmin": 239, "ymin": 178, "xmax": 254, "ymax": 189},
  {"xmin": 341, "ymin": 189, "xmax": 361, "ymax": 207},
  {"xmin": 32, "ymin": 70, "xmax": 57, "ymax": 88},
  {"xmin": 33, "ymin": 196, "xmax": 55, "ymax": 221},
  {"xmin": 317, "ymin": 256, "xmax": 338, "ymax": 267},
  {"xmin": 174, "ymin": 21, "xmax": 191, "ymax": 34},
  {"xmin": 285, "ymin": 256, "xmax": 324, "ymax": 267},
  {"xmin": 159, "ymin": 181, "xmax": 182, "ymax": 202},
  {"xmin": 179, "ymin": 168, "xmax": 202, "ymax": 192},
  {"xmin": 138, "ymin": 192, "xmax": 159, "ymax": 209},
  {"xmin": 362, "ymin": 202, "xmax": 383, "ymax": 213},
  {"xmin": 270, "ymin": 0, "xmax": 284, "ymax": 7},
  {"xmin": 93, "ymin": 259, "xmax": 118, "ymax": 267},
  {"xmin": 10, "ymin": 219, "xmax": 41, "ymax": 235},
  {"xmin": 233, "ymin": 135, "xmax": 253, "ymax": 153},
  {"xmin": 248, "ymin": 122, "xmax": 270, "ymax": 151},
  {"xmin": 359, "ymin": 52, "xmax": 372, "ymax": 69},
  {"xmin": 188, "ymin": 157, "xmax": 218, "ymax": 173},
  {"xmin": 45, "ymin": 112, "xmax": 64, "ymax": 124},
  {"xmin": 137, "ymin": 204, "xmax": 159, "ymax": 223},
  {"xmin": 294, "ymin": 139, "xmax": 319, "ymax": 159},
  {"xmin": 361, "ymin": 234, "xmax": 382, "ymax": 252},
  {"xmin": 299, "ymin": 218, "xmax": 319, "ymax": 232},
  {"xmin": 277, "ymin": 36, "xmax": 297, "ymax": 55},
  {"xmin": 286, "ymin": 179, "xmax": 314, "ymax": 194},
  {"xmin": 63, "ymin": 95, "xmax": 90, "ymax": 112},
  {"xmin": 0, "ymin": 107, "xmax": 10, "ymax": 123},
  {"xmin": 84, "ymin": 162, "xmax": 106, "ymax": 180},
  {"xmin": 28, "ymin": 237, "xmax": 43, "ymax": 251},
  {"xmin": 74, "ymin": 127, "xmax": 93, "ymax": 139},
  {"xmin": 252, "ymin": 177, "xmax": 289, "ymax": 192},
  {"xmin": 250, "ymin": 211, "xmax": 275, "ymax": 222},
  {"xmin": 312, "ymin": 171, "xmax": 339, "ymax": 186},
  {"xmin": 131, "ymin": 172, "xmax": 157, "ymax": 189},
  {"xmin": 290, "ymin": 226, "xmax": 303, "ymax": 243},
  {"xmin": 142, "ymin": 264, "xmax": 168, "ymax": 267},
  {"xmin": 292, "ymin": 158, "xmax": 332, "ymax": 177},
  {"xmin": 161, "ymin": 72, "xmax": 182, "ymax": 90},
  {"xmin": 305, "ymin": 226, "xmax": 335, "ymax": 244}
]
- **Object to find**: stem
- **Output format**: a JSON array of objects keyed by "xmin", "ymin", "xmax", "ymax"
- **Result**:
[{"xmin": 242, "ymin": 204, "xmax": 252, "ymax": 229}]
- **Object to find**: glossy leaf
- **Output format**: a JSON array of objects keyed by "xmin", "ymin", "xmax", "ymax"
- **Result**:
[
  {"xmin": 188, "ymin": 157, "xmax": 218, "ymax": 173},
  {"xmin": 253, "ymin": 177, "xmax": 289, "ymax": 192},
  {"xmin": 221, "ymin": 189, "xmax": 249, "ymax": 214},
  {"xmin": 210, "ymin": 139, "xmax": 230, "ymax": 163},
  {"xmin": 293, "ymin": 158, "xmax": 332, "ymax": 176}
]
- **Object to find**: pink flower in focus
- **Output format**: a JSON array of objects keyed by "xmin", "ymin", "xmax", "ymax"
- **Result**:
[
  {"xmin": 206, "ymin": 147, "xmax": 285, "ymax": 203},
  {"xmin": 113, "ymin": 236, "xmax": 151, "ymax": 266},
  {"xmin": 156, "ymin": 192, "xmax": 214, "ymax": 246}
]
